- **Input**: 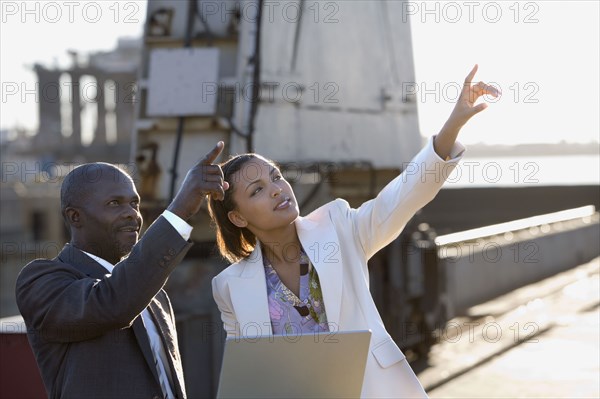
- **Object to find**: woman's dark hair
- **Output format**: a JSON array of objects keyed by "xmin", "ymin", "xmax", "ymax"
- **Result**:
[{"xmin": 208, "ymin": 153, "xmax": 278, "ymax": 263}]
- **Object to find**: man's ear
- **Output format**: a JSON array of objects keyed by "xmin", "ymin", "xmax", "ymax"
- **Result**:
[
  {"xmin": 227, "ymin": 210, "xmax": 248, "ymax": 228},
  {"xmin": 64, "ymin": 207, "xmax": 82, "ymax": 228}
]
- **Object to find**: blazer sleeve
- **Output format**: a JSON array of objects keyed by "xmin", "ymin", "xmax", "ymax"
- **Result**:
[
  {"xmin": 211, "ymin": 276, "xmax": 239, "ymax": 338},
  {"xmin": 15, "ymin": 216, "xmax": 193, "ymax": 342},
  {"xmin": 351, "ymin": 136, "xmax": 465, "ymax": 260}
]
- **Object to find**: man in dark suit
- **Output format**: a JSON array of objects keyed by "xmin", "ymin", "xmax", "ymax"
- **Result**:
[{"xmin": 15, "ymin": 142, "xmax": 229, "ymax": 398}]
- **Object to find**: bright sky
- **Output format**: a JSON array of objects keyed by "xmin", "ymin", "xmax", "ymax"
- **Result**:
[
  {"xmin": 1, "ymin": 0, "xmax": 598, "ymax": 145},
  {"xmin": 410, "ymin": 0, "xmax": 600, "ymax": 145}
]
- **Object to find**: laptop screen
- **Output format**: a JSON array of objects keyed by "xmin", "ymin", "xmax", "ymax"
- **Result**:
[{"xmin": 216, "ymin": 330, "xmax": 372, "ymax": 398}]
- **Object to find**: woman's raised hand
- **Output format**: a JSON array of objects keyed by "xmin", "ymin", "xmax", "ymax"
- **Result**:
[
  {"xmin": 433, "ymin": 65, "xmax": 500, "ymax": 160},
  {"xmin": 448, "ymin": 64, "xmax": 500, "ymax": 128}
]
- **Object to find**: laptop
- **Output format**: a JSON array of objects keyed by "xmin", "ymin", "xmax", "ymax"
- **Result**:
[{"xmin": 216, "ymin": 330, "xmax": 372, "ymax": 398}]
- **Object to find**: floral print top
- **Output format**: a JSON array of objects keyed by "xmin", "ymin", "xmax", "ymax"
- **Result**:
[{"xmin": 263, "ymin": 248, "xmax": 329, "ymax": 335}]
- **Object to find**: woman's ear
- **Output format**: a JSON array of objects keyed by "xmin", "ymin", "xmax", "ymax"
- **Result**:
[
  {"xmin": 65, "ymin": 207, "xmax": 82, "ymax": 228},
  {"xmin": 227, "ymin": 210, "xmax": 248, "ymax": 228}
]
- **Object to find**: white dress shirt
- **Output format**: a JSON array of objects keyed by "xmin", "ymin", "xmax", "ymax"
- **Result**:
[{"xmin": 83, "ymin": 210, "xmax": 192, "ymax": 399}]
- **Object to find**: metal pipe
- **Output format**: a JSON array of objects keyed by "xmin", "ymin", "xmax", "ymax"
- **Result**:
[
  {"xmin": 246, "ymin": 0, "xmax": 263, "ymax": 153},
  {"xmin": 169, "ymin": 0, "xmax": 197, "ymax": 202}
]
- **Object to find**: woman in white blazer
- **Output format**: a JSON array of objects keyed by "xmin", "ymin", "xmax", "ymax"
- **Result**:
[{"xmin": 207, "ymin": 66, "xmax": 498, "ymax": 398}]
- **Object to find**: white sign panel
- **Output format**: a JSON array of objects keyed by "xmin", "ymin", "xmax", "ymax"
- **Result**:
[{"xmin": 147, "ymin": 47, "xmax": 220, "ymax": 117}]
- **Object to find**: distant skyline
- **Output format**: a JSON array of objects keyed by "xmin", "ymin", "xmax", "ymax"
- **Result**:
[{"xmin": 1, "ymin": 0, "xmax": 598, "ymax": 146}]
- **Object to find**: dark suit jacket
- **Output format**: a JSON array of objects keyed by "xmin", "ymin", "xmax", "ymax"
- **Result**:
[{"xmin": 15, "ymin": 216, "xmax": 193, "ymax": 399}]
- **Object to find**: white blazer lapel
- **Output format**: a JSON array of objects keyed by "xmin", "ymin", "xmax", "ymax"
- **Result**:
[
  {"xmin": 228, "ymin": 245, "xmax": 273, "ymax": 337},
  {"xmin": 296, "ymin": 216, "xmax": 343, "ymax": 330}
]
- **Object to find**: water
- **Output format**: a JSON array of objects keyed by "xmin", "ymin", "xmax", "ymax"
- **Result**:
[{"xmin": 443, "ymin": 155, "xmax": 600, "ymax": 188}]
